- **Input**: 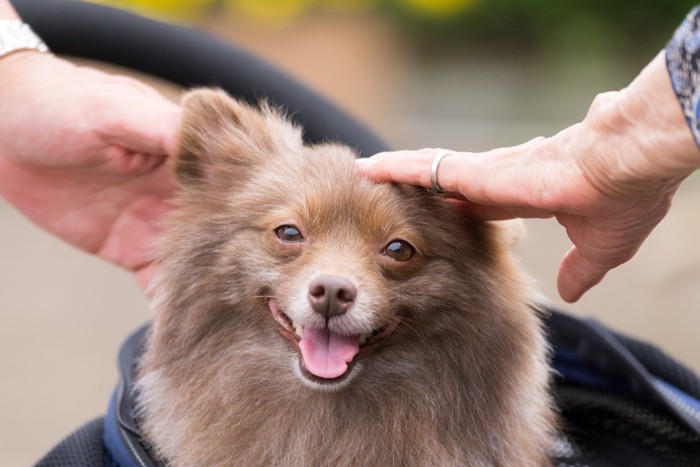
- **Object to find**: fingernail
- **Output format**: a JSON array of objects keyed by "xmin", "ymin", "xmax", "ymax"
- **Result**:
[{"xmin": 355, "ymin": 158, "xmax": 370, "ymax": 167}]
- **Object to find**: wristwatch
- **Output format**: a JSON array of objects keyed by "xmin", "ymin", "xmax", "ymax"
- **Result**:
[{"xmin": 0, "ymin": 19, "xmax": 48, "ymax": 58}]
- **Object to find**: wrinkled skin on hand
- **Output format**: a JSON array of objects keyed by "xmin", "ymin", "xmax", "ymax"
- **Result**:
[
  {"xmin": 358, "ymin": 52, "xmax": 700, "ymax": 302},
  {"xmin": 0, "ymin": 52, "xmax": 180, "ymax": 288}
]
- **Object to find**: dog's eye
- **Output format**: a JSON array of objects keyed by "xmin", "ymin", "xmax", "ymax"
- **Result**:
[
  {"xmin": 275, "ymin": 225, "xmax": 304, "ymax": 243},
  {"xmin": 383, "ymin": 240, "xmax": 414, "ymax": 262}
]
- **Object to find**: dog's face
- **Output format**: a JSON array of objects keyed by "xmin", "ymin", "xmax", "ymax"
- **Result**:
[
  {"xmin": 150, "ymin": 90, "xmax": 526, "ymax": 392},
  {"xmin": 257, "ymin": 151, "xmax": 504, "ymax": 390}
]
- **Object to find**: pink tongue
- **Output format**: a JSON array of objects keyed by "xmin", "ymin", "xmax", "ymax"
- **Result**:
[{"xmin": 299, "ymin": 327, "xmax": 360, "ymax": 379}]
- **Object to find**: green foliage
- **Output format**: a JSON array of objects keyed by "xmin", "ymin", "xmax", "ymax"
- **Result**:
[
  {"xmin": 92, "ymin": 0, "xmax": 699, "ymax": 56},
  {"xmin": 385, "ymin": 0, "xmax": 698, "ymax": 56}
]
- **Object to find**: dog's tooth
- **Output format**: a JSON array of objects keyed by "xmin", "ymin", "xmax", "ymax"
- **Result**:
[
  {"xmin": 295, "ymin": 325, "xmax": 304, "ymax": 337},
  {"xmin": 358, "ymin": 334, "xmax": 368, "ymax": 345}
]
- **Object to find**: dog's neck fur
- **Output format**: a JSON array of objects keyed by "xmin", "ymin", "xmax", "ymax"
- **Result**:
[{"xmin": 138, "ymin": 293, "xmax": 551, "ymax": 467}]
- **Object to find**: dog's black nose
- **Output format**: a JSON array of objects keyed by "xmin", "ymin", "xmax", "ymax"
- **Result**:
[{"xmin": 308, "ymin": 275, "xmax": 357, "ymax": 320}]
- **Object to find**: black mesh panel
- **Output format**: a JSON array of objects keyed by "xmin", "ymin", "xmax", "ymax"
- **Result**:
[{"xmin": 34, "ymin": 417, "xmax": 105, "ymax": 467}]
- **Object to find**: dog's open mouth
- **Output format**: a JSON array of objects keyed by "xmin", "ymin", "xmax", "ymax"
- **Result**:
[{"xmin": 268, "ymin": 299, "xmax": 398, "ymax": 384}]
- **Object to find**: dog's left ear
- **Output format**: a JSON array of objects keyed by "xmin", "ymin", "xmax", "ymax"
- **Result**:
[{"xmin": 175, "ymin": 88, "xmax": 303, "ymax": 187}]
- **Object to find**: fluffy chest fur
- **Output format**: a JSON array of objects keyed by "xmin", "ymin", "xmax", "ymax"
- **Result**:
[{"xmin": 136, "ymin": 89, "xmax": 555, "ymax": 466}]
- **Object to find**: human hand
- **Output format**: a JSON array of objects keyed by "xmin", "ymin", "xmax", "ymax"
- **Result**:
[
  {"xmin": 357, "ymin": 52, "xmax": 700, "ymax": 302},
  {"xmin": 0, "ymin": 51, "xmax": 180, "ymax": 289}
]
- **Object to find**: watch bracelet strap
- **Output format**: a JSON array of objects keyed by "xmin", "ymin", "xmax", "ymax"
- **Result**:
[
  {"xmin": 0, "ymin": 19, "xmax": 49, "ymax": 58},
  {"xmin": 666, "ymin": 6, "xmax": 700, "ymax": 149}
]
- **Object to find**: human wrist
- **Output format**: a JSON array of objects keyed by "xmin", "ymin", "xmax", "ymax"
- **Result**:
[
  {"xmin": 0, "ymin": 50, "xmax": 53, "ymax": 95},
  {"xmin": 619, "ymin": 51, "xmax": 700, "ymax": 175},
  {"xmin": 607, "ymin": 52, "xmax": 700, "ymax": 190},
  {"xmin": 0, "ymin": 19, "xmax": 48, "ymax": 64},
  {"xmin": 570, "ymin": 52, "xmax": 699, "ymax": 200}
]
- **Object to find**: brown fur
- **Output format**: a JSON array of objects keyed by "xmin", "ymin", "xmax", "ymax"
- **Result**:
[{"xmin": 136, "ymin": 89, "xmax": 556, "ymax": 466}]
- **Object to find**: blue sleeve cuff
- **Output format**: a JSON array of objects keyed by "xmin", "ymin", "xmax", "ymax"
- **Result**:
[{"xmin": 666, "ymin": 6, "xmax": 700, "ymax": 148}]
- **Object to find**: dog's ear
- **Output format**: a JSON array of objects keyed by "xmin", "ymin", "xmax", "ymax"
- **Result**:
[{"xmin": 175, "ymin": 88, "xmax": 303, "ymax": 187}]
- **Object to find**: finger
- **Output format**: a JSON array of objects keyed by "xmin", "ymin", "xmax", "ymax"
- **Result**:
[
  {"xmin": 357, "ymin": 151, "xmax": 557, "ymax": 220},
  {"xmin": 435, "ymin": 140, "xmax": 551, "ymax": 207},
  {"xmin": 97, "ymin": 191, "xmax": 172, "ymax": 270},
  {"xmin": 557, "ymin": 246, "xmax": 608, "ymax": 302},
  {"xmin": 100, "ymin": 147, "xmax": 168, "ymax": 176},
  {"xmin": 356, "ymin": 148, "xmax": 446, "ymax": 187},
  {"xmin": 99, "ymin": 92, "xmax": 181, "ymax": 158},
  {"xmin": 358, "ymin": 139, "xmax": 554, "ymax": 210}
]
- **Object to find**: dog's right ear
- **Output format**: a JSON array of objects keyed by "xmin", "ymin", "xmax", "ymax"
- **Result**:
[{"xmin": 175, "ymin": 88, "xmax": 303, "ymax": 187}]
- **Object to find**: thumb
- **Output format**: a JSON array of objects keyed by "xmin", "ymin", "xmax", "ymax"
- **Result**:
[
  {"xmin": 557, "ymin": 246, "xmax": 608, "ymax": 302},
  {"xmin": 100, "ymin": 89, "xmax": 181, "ymax": 158}
]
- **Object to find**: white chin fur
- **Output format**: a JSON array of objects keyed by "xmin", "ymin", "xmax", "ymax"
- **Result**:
[{"xmin": 291, "ymin": 356, "xmax": 362, "ymax": 392}]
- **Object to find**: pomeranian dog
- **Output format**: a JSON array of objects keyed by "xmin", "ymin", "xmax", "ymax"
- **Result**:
[{"xmin": 136, "ymin": 89, "xmax": 555, "ymax": 466}]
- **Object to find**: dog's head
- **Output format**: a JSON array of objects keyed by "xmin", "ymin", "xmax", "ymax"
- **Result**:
[
  {"xmin": 138, "ymin": 89, "xmax": 554, "ymax": 466},
  {"xmin": 148, "ymin": 89, "xmax": 537, "ymax": 393}
]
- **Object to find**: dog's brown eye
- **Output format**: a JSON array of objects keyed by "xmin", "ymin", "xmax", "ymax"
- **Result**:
[
  {"xmin": 275, "ymin": 225, "xmax": 304, "ymax": 243},
  {"xmin": 383, "ymin": 240, "xmax": 414, "ymax": 262}
]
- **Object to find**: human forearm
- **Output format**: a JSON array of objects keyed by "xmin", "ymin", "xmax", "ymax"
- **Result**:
[
  {"xmin": 621, "ymin": 51, "xmax": 700, "ymax": 174},
  {"xmin": 0, "ymin": 0, "xmax": 20, "ymax": 20},
  {"xmin": 569, "ymin": 51, "xmax": 700, "ymax": 201}
]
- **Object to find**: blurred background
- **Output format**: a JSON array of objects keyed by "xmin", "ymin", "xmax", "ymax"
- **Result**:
[{"xmin": 2, "ymin": 0, "xmax": 699, "ymax": 464}]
